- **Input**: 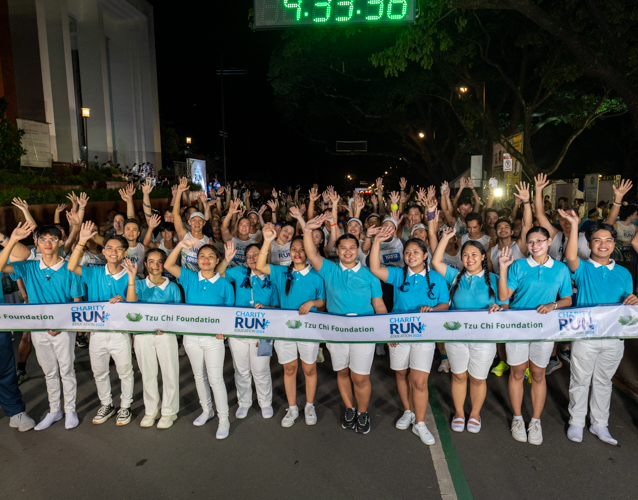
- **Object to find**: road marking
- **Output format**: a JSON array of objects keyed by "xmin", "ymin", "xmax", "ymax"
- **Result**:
[
  {"xmin": 427, "ymin": 379, "xmax": 474, "ymax": 500},
  {"xmin": 425, "ymin": 405, "xmax": 458, "ymax": 500}
]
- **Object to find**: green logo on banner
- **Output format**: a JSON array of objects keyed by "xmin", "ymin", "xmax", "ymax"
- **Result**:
[
  {"xmin": 443, "ymin": 321, "xmax": 462, "ymax": 331},
  {"xmin": 126, "ymin": 313, "xmax": 144, "ymax": 322},
  {"xmin": 618, "ymin": 315, "xmax": 638, "ymax": 326},
  {"xmin": 286, "ymin": 319, "xmax": 303, "ymax": 329}
]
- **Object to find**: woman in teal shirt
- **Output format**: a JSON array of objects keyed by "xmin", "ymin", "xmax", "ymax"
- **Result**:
[
  {"xmin": 303, "ymin": 213, "xmax": 387, "ymax": 435},
  {"xmin": 369, "ymin": 225, "xmax": 449, "ymax": 445},
  {"xmin": 165, "ymin": 240, "xmax": 235, "ymax": 440},
  {"xmin": 432, "ymin": 227, "xmax": 507, "ymax": 435},
  {"xmin": 256, "ymin": 229, "xmax": 326, "ymax": 428}
]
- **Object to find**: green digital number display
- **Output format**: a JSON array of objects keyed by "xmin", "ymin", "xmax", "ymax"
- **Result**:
[{"xmin": 254, "ymin": 0, "xmax": 416, "ymax": 29}]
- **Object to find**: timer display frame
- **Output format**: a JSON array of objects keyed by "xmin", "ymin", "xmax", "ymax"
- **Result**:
[{"xmin": 254, "ymin": 0, "xmax": 417, "ymax": 29}]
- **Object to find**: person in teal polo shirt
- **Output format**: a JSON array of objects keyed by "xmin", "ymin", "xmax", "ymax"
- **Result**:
[
  {"xmin": 256, "ymin": 229, "xmax": 326, "ymax": 428},
  {"xmin": 303, "ymin": 213, "xmax": 387, "ymax": 435},
  {"xmin": 498, "ymin": 226, "xmax": 573, "ymax": 446},
  {"xmin": 560, "ymin": 210, "xmax": 638, "ymax": 446},
  {"xmin": 68, "ymin": 222, "xmax": 134, "ymax": 427},
  {"xmin": 122, "ymin": 250, "xmax": 182, "ymax": 430},
  {"xmin": 217, "ymin": 242, "xmax": 279, "ymax": 421},
  {"xmin": 433, "ymin": 227, "xmax": 507, "ymax": 437},
  {"xmin": 164, "ymin": 239, "xmax": 235, "ymax": 440},
  {"xmin": 370, "ymin": 225, "xmax": 449, "ymax": 445},
  {"xmin": 0, "ymin": 223, "xmax": 84, "ymax": 431}
]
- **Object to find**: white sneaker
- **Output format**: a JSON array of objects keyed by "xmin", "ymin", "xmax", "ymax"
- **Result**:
[
  {"xmin": 140, "ymin": 413, "xmax": 159, "ymax": 428},
  {"xmin": 235, "ymin": 406, "xmax": 249, "ymax": 419},
  {"xmin": 317, "ymin": 348, "xmax": 325, "ymax": 363},
  {"xmin": 304, "ymin": 404, "xmax": 317, "ymax": 425},
  {"xmin": 438, "ymin": 358, "xmax": 450, "ymax": 373},
  {"xmin": 216, "ymin": 419, "xmax": 230, "ymax": 439},
  {"xmin": 65, "ymin": 412, "xmax": 79, "ymax": 430},
  {"xmin": 395, "ymin": 410, "xmax": 415, "ymax": 430},
  {"xmin": 157, "ymin": 415, "xmax": 177, "ymax": 429},
  {"xmin": 528, "ymin": 421, "xmax": 543, "ymax": 445},
  {"xmin": 413, "ymin": 422, "xmax": 435, "ymax": 445},
  {"xmin": 281, "ymin": 407, "xmax": 299, "ymax": 428},
  {"xmin": 261, "ymin": 406, "xmax": 274, "ymax": 419},
  {"xmin": 511, "ymin": 419, "xmax": 527, "ymax": 442},
  {"xmin": 34, "ymin": 411, "xmax": 64, "ymax": 431},
  {"xmin": 9, "ymin": 412, "xmax": 35, "ymax": 432},
  {"xmin": 193, "ymin": 410, "xmax": 214, "ymax": 426},
  {"xmin": 567, "ymin": 424, "xmax": 583, "ymax": 443}
]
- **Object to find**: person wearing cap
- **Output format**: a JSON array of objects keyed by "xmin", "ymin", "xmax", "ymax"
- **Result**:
[
  {"xmin": 362, "ymin": 215, "xmax": 404, "ymax": 269},
  {"xmin": 247, "ymin": 208, "xmax": 262, "ymax": 241},
  {"xmin": 340, "ymin": 217, "xmax": 369, "ymax": 267},
  {"xmin": 410, "ymin": 223, "xmax": 427, "ymax": 243},
  {"xmin": 173, "ymin": 177, "xmax": 211, "ymax": 272},
  {"xmin": 365, "ymin": 213, "xmax": 381, "ymax": 231}
]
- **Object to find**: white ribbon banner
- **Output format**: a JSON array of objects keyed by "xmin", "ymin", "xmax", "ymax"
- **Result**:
[{"xmin": 1, "ymin": 302, "xmax": 638, "ymax": 343}]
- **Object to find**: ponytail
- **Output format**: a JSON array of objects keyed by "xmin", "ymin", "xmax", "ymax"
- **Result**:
[
  {"xmin": 284, "ymin": 261, "xmax": 295, "ymax": 296},
  {"xmin": 481, "ymin": 256, "xmax": 496, "ymax": 302},
  {"xmin": 399, "ymin": 238, "xmax": 435, "ymax": 299}
]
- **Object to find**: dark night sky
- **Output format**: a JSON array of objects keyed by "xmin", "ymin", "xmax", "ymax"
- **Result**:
[
  {"xmin": 148, "ymin": 0, "xmax": 327, "ymax": 186},
  {"xmin": 147, "ymin": 0, "xmax": 632, "ymax": 189}
]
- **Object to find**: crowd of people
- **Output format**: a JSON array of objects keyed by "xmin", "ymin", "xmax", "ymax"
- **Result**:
[{"xmin": 1, "ymin": 172, "xmax": 637, "ymax": 449}]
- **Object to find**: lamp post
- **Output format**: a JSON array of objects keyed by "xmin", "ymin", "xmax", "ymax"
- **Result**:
[
  {"xmin": 81, "ymin": 108, "xmax": 90, "ymax": 166},
  {"xmin": 186, "ymin": 137, "xmax": 192, "ymax": 144}
]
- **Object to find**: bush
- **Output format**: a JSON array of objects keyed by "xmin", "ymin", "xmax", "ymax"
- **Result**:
[
  {"xmin": 0, "ymin": 186, "xmax": 173, "ymax": 206},
  {"xmin": 0, "ymin": 167, "xmax": 125, "ymax": 187}
]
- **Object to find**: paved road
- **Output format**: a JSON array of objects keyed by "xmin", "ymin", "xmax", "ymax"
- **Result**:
[{"xmin": 2, "ymin": 336, "xmax": 638, "ymax": 499}]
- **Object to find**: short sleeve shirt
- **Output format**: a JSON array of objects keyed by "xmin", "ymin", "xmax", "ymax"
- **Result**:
[
  {"xmin": 10, "ymin": 260, "xmax": 84, "ymax": 303},
  {"xmin": 269, "ymin": 264, "xmax": 325, "ymax": 311},
  {"xmin": 571, "ymin": 259, "xmax": 632, "ymax": 307},
  {"xmin": 226, "ymin": 267, "xmax": 279, "ymax": 307},
  {"xmin": 386, "ymin": 266, "xmax": 449, "ymax": 313},
  {"xmin": 506, "ymin": 256, "xmax": 572, "ymax": 309},
  {"xmin": 177, "ymin": 268, "xmax": 234, "ymax": 306},
  {"xmin": 444, "ymin": 267, "xmax": 506, "ymax": 310},
  {"xmin": 317, "ymin": 259, "xmax": 382, "ymax": 315}
]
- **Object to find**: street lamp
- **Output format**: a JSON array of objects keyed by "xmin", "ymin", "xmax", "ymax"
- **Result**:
[
  {"xmin": 494, "ymin": 188, "xmax": 503, "ymax": 197},
  {"xmin": 81, "ymin": 108, "xmax": 90, "ymax": 166},
  {"xmin": 418, "ymin": 132, "xmax": 425, "ymax": 138},
  {"xmin": 186, "ymin": 137, "xmax": 192, "ymax": 144},
  {"xmin": 458, "ymin": 86, "xmax": 468, "ymax": 93}
]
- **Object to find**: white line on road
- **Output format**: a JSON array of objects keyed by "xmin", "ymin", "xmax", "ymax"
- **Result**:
[{"xmin": 425, "ymin": 404, "xmax": 457, "ymax": 500}]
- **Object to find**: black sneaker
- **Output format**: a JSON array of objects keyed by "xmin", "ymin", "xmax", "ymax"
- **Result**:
[
  {"xmin": 558, "ymin": 349, "xmax": 571, "ymax": 364},
  {"xmin": 76, "ymin": 334, "xmax": 88, "ymax": 348},
  {"xmin": 341, "ymin": 408, "xmax": 356, "ymax": 430},
  {"xmin": 93, "ymin": 404, "xmax": 115, "ymax": 424},
  {"xmin": 355, "ymin": 411, "xmax": 371, "ymax": 434},
  {"xmin": 116, "ymin": 407, "xmax": 132, "ymax": 426}
]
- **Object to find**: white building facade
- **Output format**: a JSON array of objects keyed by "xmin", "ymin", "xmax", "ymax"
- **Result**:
[{"xmin": 7, "ymin": 0, "xmax": 161, "ymax": 167}]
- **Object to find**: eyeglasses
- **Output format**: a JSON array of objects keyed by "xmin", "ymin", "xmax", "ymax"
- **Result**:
[
  {"xmin": 38, "ymin": 238, "xmax": 59, "ymax": 243},
  {"xmin": 245, "ymin": 252, "xmax": 260, "ymax": 260},
  {"xmin": 527, "ymin": 238, "xmax": 548, "ymax": 247}
]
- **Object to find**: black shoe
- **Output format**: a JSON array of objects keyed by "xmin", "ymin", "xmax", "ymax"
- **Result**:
[
  {"xmin": 76, "ymin": 335, "xmax": 88, "ymax": 348},
  {"xmin": 93, "ymin": 403, "xmax": 116, "ymax": 424},
  {"xmin": 355, "ymin": 411, "xmax": 371, "ymax": 434},
  {"xmin": 341, "ymin": 408, "xmax": 356, "ymax": 430}
]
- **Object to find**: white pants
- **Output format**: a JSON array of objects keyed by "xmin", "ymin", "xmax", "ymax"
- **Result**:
[
  {"xmin": 389, "ymin": 343, "xmax": 435, "ymax": 373},
  {"xmin": 184, "ymin": 335, "xmax": 229, "ymax": 419},
  {"xmin": 89, "ymin": 332, "xmax": 134, "ymax": 408},
  {"xmin": 31, "ymin": 331, "xmax": 77, "ymax": 413},
  {"xmin": 275, "ymin": 340, "xmax": 319, "ymax": 365},
  {"xmin": 568, "ymin": 339, "xmax": 624, "ymax": 428},
  {"xmin": 446, "ymin": 342, "xmax": 497, "ymax": 380},
  {"xmin": 228, "ymin": 338, "xmax": 272, "ymax": 408},
  {"xmin": 134, "ymin": 334, "xmax": 180, "ymax": 417},
  {"xmin": 505, "ymin": 341, "xmax": 554, "ymax": 368},
  {"xmin": 327, "ymin": 343, "xmax": 375, "ymax": 375}
]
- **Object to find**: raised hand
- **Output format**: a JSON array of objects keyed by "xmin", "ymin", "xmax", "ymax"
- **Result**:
[
  {"xmin": 266, "ymin": 199, "xmax": 277, "ymax": 212},
  {"xmin": 416, "ymin": 187, "xmax": 427, "ymax": 204},
  {"xmin": 148, "ymin": 213, "xmax": 162, "ymax": 229},
  {"xmin": 66, "ymin": 210, "xmax": 80, "ymax": 226},
  {"xmin": 217, "ymin": 185, "xmax": 225, "ymax": 196},
  {"xmin": 176, "ymin": 176, "xmax": 189, "ymax": 194},
  {"xmin": 289, "ymin": 205, "xmax": 302, "ymax": 220},
  {"xmin": 498, "ymin": 245, "xmax": 514, "ymax": 271},
  {"xmin": 389, "ymin": 191, "xmax": 400, "ymax": 205},
  {"xmin": 11, "ymin": 197, "xmax": 29, "ymax": 212},
  {"xmin": 227, "ymin": 199, "xmax": 242, "ymax": 215},
  {"xmin": 557, "ymin": 208, "xmax": 580, "ymax": 227},
  {"xmin": 78, "ymin": 192, "xmax": 89, "ymax": 208},
  {"xmin": 141, "ymin": 179, "xmax": 154, "ymax": 195},
  {"xmin": 66, "ymin": 191, "xmax": 79, "ymax": 206},
  {"xmin": 55, "ymin": 204, "xmax": 68, "ymax": 214},
  {"xmin": 440, "ymin": 226, "xmax": 456, "ymax": 241},
  {"xmin": 376, "ymin": 177, "xmax": 383, "ymax": 191},
  {"xmin": 122, "ymin": 258, "xmax": 137, "ymax": 278},
  {"xmin": 171, "ymin": 184, "xmax": 179, "ymax": 199},
  {"xmin": 534, "ymin": 173, "xmax": 549, "ymax": 192},
  {"xmin": 513, "ymin": 181, "xmax": 530, "ymax": 203},
  {"xmin": 78, "ymin": 221, "xmax": 97, "ymax": 243},
  {"xmin": 10, "ymin": 221, "xmax": 36, "ymax": 241},
  {"xmin": 258, "ymin": 204, "xmax": 267, "ymax": 216},
  {"xmin": 467, "ymin": 177, "xmax": 475, "ymax": 189},
  {"xmin": 305, "ymin": 214, "xmax": 328, "ymax": 230},
  {"xmin": 399, "ymin": 177, "xmax": 407, "ymax": 191},
  {"xmin": 441, "ymin": 181, "xmax": 450, "ymax": 195},
  {"xmin": 224, "ymin": 240, "xmax": 236, "ymax": 262},
  {"xmin": 427, "ymin": 185, "xmax": 436, "ymax": 200},
  {"xmin": 366, "ymin": 226, "xmax": 382, "ymax": 237},
  {"xmin": 459, "ymin": 177, "xmax": 468, "ymax": 189},
  {"xmin": 198, "ymin": 190, "xmax": 207, "ymax": 204},
  {"xmin": 425, "ymin": 197, "xmax": 438, "ymax": 213},
  {"xmin": 375, "ymin": 224, "xmax": 395, "ymax": 242},
  {"xmin": 308, "ymin": 186, "xmax": 319, "ymax": 202},
  {"xmin": 612, "ymin": 179, "xmax": 633, "ymax": 200},
  {"xmin": 262, "ymin": 224, "xmax": 277, "ymax": 242},
  {"xmin": 126, "ymin": 182, "xmax": 136, "ymax": 198},
  {"xmin": 329, "ymin": 190, "xmax": 340, "ymax": 207}
]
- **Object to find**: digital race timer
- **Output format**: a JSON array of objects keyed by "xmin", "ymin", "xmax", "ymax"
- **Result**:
[{"xmin": 254, "ymin": 0, "xmax": 416, "ymax": 29}]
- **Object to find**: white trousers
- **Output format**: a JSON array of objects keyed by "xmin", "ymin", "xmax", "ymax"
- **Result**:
[
  {"xmin": 31, "ymin": 331, "xmax": 77, "ymax": 413},
  {"xmin": 568, "ymin": 339, "xmax": 624, "ymax": 428},
  {"xmin": 89, "ymin": 332, "xmax": 134, "ymax": 408},
  {"xmin": 184, "ymin": 335, "xmax": 229, "ymax": 420},
  {"xmin": 134, "ymin": 334, "xmax": 180, "ymax": 417},
  {"xmin": 228, "ymin": 338, "xmax": 272, "ymax": 409}
]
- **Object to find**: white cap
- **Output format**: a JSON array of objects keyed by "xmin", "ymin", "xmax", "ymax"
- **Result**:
[{"xmin": 189, "ymin": 211, "xmax": 205, "ymax": 221}]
